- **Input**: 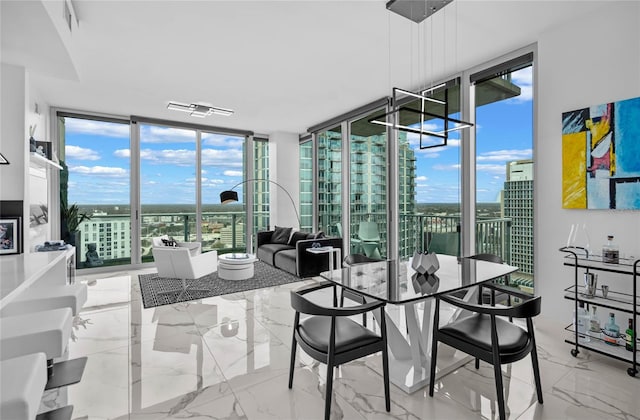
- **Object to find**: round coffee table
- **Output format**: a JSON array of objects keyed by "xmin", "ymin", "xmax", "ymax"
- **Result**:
[{"xmin": 218, "ymin": 253, "xmax": 257, "ymax": 281}]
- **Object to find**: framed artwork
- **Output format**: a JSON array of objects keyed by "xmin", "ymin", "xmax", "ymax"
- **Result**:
[
  {"xmin": 0, "ymin": 217, "xmax": 21, "ymax": 255},
  {"xmin": 562, "ymin": 96, "xmax": 640, "ymax": 209}
]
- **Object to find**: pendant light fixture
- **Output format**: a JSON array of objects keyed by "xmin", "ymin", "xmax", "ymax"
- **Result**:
[{"xmin": 372, "ymin": 0, "xmax": 472, "ymax": 149}]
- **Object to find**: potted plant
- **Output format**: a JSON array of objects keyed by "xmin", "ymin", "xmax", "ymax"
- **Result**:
[{"xmin": 60, "ymin": 201, "xmax": 91, "ymax": 267}]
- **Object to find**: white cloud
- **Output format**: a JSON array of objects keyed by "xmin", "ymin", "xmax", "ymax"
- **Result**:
[
  {"xmin": 65, "ymin": 145, "xmax": 101, "ymax": 161},
  {"xmin": 416, "ymin": 175, "xmax": 428, "ymax": 181},
  {"xmin": 202, "ymin": 133, "xmax": 244, "ymax": 148},
  {"xmin": 506, "ymin": 66, "xmax": 533, "ymax": 103},
  {"xmin": 478, "ymin": 149, "xmax": 532, "ymax": 162},
  {"xmin": 140, "ymin": 126, "xmax": 198, "ymax": 144},
  {"xmin": 223, "ymin": 170, "xmax": 243, "ymax": 177},
  {"xmin": 113, "ymin": 149, "xmax": 130, "ymax": 158},
  {"xmin": 65, "ymin": 118, "xmax": 129, "ymax": 138},
  {"xmin": 202, "ymin": 148, "xmax": 243, "ymax": 167},
  {"xmin": 204, "ymin": 178, "xmax": 224, "ymax": 185},
  {"xmin": 140, "ymin": 148, "xmax": 196, "ymax": 166},
  {"xmin": 433, "ymin": 163, "xmax": 460, "ymax": 171},
  {"xmin": 477, "ymin": 164, "xmax": 507, "ymax": 174},
  {"xmin": 69, "ymin": 165, "xmax": 128, "ymax": 177}
]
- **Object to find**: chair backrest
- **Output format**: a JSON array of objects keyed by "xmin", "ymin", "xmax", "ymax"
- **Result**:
[
  {"xmin": 343, "ymin": 253, "xmax": 381, "ymax": 266},
  {"xmin": 358, "ymin": 221, "xmax": 379, "ymax": 241},
  {"xmin": 152, "ymin": 247, "xmax": 180, "ymax": 278},
  {"xmin": 469, "ymin": 253, "xmax": 504, "ymax": 264}
]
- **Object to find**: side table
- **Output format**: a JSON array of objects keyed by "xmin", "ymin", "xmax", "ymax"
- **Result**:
[{"xmin": 306, "ymin": 246, "xmax": 342, "ymax": 272}]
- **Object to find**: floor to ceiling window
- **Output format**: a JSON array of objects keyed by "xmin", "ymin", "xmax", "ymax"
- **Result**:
[
  {"xmin": 139, "ymin": 123, "xmax": 197, "ymax": 262},
  {"xmin": 58, "ymin": 114, "xmax": 131, "ymax": 268},
  {"xmin": 58, "ymin": 111, "xmax": 256, "ymax": 267},
  {"xmin": 397, "ymin": 82, "xmax": 462, "ymax": 259},
  {"xmin": 472, "ymin": 53, "xmax": 534, "ymax": 290},
  {"xmin": 200, "ymin": 131, "xmax": 248, "ymax": 254},
  {"xmin": 349, "ymin": 109, "xmax": 388, "ymax": 258},
  {"xmin": 317, "ymin": 125, "xmax": 342, "ymax": 237},
  {"xmin": 299, "ymin": 137, "xmax": 313, "ymax": 231}
]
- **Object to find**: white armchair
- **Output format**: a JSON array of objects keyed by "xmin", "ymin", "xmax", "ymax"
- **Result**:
[
  {"xmin": 152, "ymin": 247, "xmax": 218, "ymax": 280},
  {"xmin": 152, "ymin": 235, "xmax": 201, "ymax": 257},
  {"xmin": 151, "ymin": 242, "xmax": 218, "ymax": 297}
]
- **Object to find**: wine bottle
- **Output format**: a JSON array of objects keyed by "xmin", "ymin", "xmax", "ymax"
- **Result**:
[
  {"xmin": 602, "ymin": 235, "xmax": 619, "ymax": 264},
  {"xmin": 603, "ymin": 312, "xmax": 620, "ymax": 346},
  {"xmin": 626, "ymin": 318, "xmax": 635, "ymax": 352}
]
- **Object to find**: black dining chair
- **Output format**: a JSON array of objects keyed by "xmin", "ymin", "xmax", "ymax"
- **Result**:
[
  {"xmin": 340, "ymin": 254, "xmax": 382, "ymax": 327},
  {"xmin": 289, "ymin": 282, "xmax": 390, "ymax": 420},
  {"xmin": 428, "ymin": 284, "xmax": 543, "ymax": 420},
  {"xmin": 468, "ymin": 253, "xmax": 512, "ymax": 306}
]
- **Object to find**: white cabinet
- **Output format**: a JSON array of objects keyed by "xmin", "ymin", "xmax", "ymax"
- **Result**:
[{"xmin": 560, "ymin": 247, "xmax": 639, "ymax": 377}]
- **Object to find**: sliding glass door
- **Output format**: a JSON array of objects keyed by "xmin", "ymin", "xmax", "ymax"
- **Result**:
[
  {"xmin": 348, "ymin": 109, "xmax": 388, "ymax": 258},
  {"xmin": 317, "ymin": 125, "xmax": 342, "ymax": 237},
  {"xmin": 472, "ymin": 54, "xmax": 534, "ymax": 289},
  {"xmin": 139, "ymin": 124, "xmax": 197, "ymax": 262},
  {"xmin": 397, "ymin": 82, "xmax": 462, "ymax": 258},
  {"xmin": 58, "ymin": 114, "xmax": 131, "ymax": 268}
]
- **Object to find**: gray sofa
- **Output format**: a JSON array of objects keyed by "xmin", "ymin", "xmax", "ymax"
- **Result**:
[{"xmin": 256, "ymin": 228, "xmax": 343, "ymax": 278}]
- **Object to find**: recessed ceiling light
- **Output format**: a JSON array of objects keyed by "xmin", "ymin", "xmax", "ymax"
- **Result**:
[{"xmin": 167, "ymin": 101, "xmax": 234, "ymax": 118}]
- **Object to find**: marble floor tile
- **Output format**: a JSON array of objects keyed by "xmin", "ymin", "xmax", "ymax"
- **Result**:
[
  {"xmin": 68, "ymin": 306, "xmax": 132, "ymax": 357},
  {"xmin": 61, "ymin": 269, "xmax": 639, "ymax": 420},
  {"xmin": 233, "ymin": 367, "xmax": 366, "ymax": 420},
  {"xmin": 67, "ymin": 346, "xmax": 131, "ymax": 419}
]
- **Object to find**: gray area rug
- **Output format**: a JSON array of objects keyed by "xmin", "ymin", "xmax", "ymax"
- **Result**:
[{"xmin": 138, "ymin": 260, "xmax": 302, "ymax": 308}]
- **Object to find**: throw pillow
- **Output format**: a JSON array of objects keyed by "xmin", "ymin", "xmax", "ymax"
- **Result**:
[
  {"xmin": 161, "ymin": 236, "xmax": 178, "ymax": 247},
  {"xmin": 272, "ymin": 226, "xmax": 292, "ymax": 244},
  {"xmin": 289, "ymin": 231, "xmax": 309, "ymax": 246}
]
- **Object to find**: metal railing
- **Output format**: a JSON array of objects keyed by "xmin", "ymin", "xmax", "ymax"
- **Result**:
[{"xmin": 78, "ymin": 211, "xmax": 512, "ymax": 268}]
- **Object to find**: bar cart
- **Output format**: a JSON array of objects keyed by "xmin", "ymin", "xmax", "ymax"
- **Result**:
[{"xmin": 560, "ymin": 247, "xmax": 638, "ymax": 377}]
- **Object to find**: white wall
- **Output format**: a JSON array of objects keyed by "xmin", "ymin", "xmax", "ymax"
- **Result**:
[
  {"xmin": 1, "ymin": 63, "xmax": 27, "ymax": 201},
  {"xmin": 536, "ymin": 2, "xmax": 640, "ymax": 320},
  {"xmin": 269, "ymin": 132, "xmax": 301, "ymax": 229},
  {"xmin": 1, "ymin": 62, "xmax": 51, "ymax": 250}
]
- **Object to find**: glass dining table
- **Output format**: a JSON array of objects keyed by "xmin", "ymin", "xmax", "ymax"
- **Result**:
[{"xmin": 320, "ymin": 254, "xmax": 518, "ymax": 393}]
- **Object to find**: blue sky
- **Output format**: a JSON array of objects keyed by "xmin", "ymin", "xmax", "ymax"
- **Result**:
[
  {"xmin": 65, "ymin": 67, "xmax": 531, "ymax": 206},
  {"xmin": 406, "ymin": 67, "xmax": 533, "ymax": 203},
  {"xmin": 64, "ymin": 121, "xmax": 245, "ymax": 205}
]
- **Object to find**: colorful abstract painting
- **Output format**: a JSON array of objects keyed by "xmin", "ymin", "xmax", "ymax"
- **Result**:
[{"xmin": 562, "ymin": 96, "xmax": 640, "ymax": 209}]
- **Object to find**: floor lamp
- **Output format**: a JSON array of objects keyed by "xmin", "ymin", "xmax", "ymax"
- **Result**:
[{"xmin": 220, "ymin": 179, "xmax": 302, "ymax": 251}]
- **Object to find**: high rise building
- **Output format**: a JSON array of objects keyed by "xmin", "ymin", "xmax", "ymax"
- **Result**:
[
  {"xmin": 311, "ymin": 129, "xmax": 417, "ymax": 257},
  {"xmin": 503, "ymin": 159, "xmax": 534, "ymax": 275}
]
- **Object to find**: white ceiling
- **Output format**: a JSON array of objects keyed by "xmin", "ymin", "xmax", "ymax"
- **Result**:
[{"xmin": 2, "ymin": 0, "xmax": 608, "ymax": 135}]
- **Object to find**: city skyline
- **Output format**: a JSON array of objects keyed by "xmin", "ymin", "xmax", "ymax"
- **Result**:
[{"xmin": 64, "ymin": 67, "xmax": 532, "ymax": 205}]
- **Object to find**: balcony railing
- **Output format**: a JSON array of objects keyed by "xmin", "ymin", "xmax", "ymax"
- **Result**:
[{"xmin": 78, "ymin": 211, "xmax": 512, "ymax": 269}]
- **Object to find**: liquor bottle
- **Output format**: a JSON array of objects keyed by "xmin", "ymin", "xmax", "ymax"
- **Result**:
[
  {"xmin": 603, "ymin": 312, "xmax": 620, "ymax": 346},
  {"xmin": 588, "ymin": 306, "xmax": 601, "ymax": 339},
  {"xmin": 574, "ymin": 302, "xmax": 590, "ymax": 342},
  {"xmin": 602, "ymin": 235, "xmax": 619, "ymax": 264},
  {"xmin": 625, "ymin": 318, "xmax": 635, "ymax": 352}
]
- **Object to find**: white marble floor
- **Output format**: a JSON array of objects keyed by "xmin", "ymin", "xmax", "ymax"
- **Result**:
[{"xmin": 44, "ymin": 269, "xmax": 639, "ymax": 420}]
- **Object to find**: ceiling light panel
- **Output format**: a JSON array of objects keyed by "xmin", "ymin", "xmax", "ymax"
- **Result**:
[{"xmin": 166, "ymin": 101, "xmax": 234, "ymax": 118}]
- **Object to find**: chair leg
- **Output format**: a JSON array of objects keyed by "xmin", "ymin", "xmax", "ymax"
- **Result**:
[
  {"xmin": 528, "ymin": 320, "xmax": 544, "ymax": 404},
  {"xmin": 492, "ymin": 359, "xmax": 506, "ymax": 420},
  {"xmin": 288, "ymin": 334, "xmax": 297, "ymax": 389},
  {"xmin": 382, "ymin": 341, "xmax": 390, "ymax": 412},
  {"xmin": 428, "ymin": 339, "xmax": 438, "ymax": 397},
  {"xmin": 475, "ymin": 358, "xmax": 480, "ymax": 369},
  {"xmin": 429, "ymin": 299, "xmax": 440, "ymax": 397},
  {"xmin": 491, "ymin": 318, "xmax": 506, "ymax": 420},
  {"xmin": 324, "ymin": 363, "xmax": 334, "ymax": 420}
]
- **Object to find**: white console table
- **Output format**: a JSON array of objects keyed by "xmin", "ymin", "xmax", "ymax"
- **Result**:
[{"xmin": 0, "ymin": 248, "xmax": 75, "ymax": 311}]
